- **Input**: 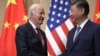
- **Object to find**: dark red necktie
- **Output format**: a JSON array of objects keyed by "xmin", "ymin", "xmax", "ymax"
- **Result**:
[{"xmin": 36, "ymin": 28, "xmax": 44, "ymax": 46}]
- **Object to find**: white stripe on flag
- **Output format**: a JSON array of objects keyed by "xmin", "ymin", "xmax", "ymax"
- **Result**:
[
  {"xmin": 55, "ymin": 26, "xmax": 67, "ymax": 47},
  {"xmin": 65, "ymin": 19, "xmax": 74, "ymax": 30},
  {"xmin": 45, "ymin": 26, "xmax": 62, "ymax": 55},
  {"xmin": 48, "ymin": 51, "xmax": 50, "ymax": 56}
]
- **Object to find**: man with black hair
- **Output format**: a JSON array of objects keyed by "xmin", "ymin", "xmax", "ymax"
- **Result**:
[{"xmin": 60, "ymin": 0, "xmax": 100, "ymax": 56}]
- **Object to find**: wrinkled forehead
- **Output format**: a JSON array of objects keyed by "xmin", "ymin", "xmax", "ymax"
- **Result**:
[
  {"xmin": 35, "ymin": 6, "xmax": 44, "ymax": 12},
  {"xmin": 29, "ymin": 4, "xmax": 44, "ymax": 12},
  {"xmin": 31, "ymin": 4, "xmax": 44, "ymax": 12},
  {"xmin": 71, "ymin": 4, "xmax": 77, "ymax": 10}
]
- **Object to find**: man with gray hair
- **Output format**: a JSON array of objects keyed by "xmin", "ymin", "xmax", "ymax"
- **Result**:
[{"xmin": 15, "ymin": 4, "xmax": 47, "ymax": 56}]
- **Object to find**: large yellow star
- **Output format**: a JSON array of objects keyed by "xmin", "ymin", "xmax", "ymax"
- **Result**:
[
  {"xmin": 14, "ymin": 23, "xmax": 19, "ymax": 30},
  {"xmin": 4, "ymin": 21, "xmax": 10, "ymax": 28},
  {"xmin": 7, "ymin": 0, "xmax": 16, "ymax": 7},
  {"xmin": 23, "ymin": 15, "xmax": 28, "ymax": 22},
  {"xmin": 96, "ymin": 12, "xmax": 100, "ymax": 19}
]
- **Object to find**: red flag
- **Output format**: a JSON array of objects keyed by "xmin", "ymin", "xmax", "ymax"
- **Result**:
[
  {"xmin": 0, "ymin": 0, "xmax": 27, "ymax": 56},
  {"xmin": 93, "ymin": 0, "xmax": 100, "ymax": 24}
]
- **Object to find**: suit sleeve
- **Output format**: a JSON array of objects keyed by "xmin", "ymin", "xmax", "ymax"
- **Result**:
[
  {"xmin": 94, "ymin": 26, "xmax": 100, "ymax": 56},
  {"xmin": 15, "ymin": 26, "xmax": 44, "ymax": 56}
]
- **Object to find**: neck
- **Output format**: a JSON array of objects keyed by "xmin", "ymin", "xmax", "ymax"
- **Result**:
[{"xmin": 76, "ymin": 16, "xmax": 87, "ymax": 25}]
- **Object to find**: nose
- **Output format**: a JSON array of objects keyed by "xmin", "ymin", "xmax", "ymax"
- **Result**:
[
  {"xmin": 70, "ymin": 10, "xmax": 72, "ymax": 16},
  {"xmin": 42, "ymin": 13, "xmax": 45, "ymax": 18}
]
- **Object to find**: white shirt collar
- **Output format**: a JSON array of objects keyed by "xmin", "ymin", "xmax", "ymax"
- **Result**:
[
  {"xmin": 77, "ymin": 18, "xmax": 89, "ymax": 30},
  {"xmin": 29, "ymin": 20, "xmax": 37, "ymax": 29},
  {"xmin": 73, "ymin": 19, "xmax": 89, "ymax": 42}
]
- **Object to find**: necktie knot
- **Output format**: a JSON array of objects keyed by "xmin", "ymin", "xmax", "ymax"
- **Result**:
[
  {"xmin": 36, "ymin": 28, "xmax": 40, "ymax": 33},
  {"xmin": 36, "ymin": 27, "xmax": 39, "ymax": 31},
  {"xmin": 76, "ymin": 26, "xmax": 81, "ymax": 32},
  {"xmin": 73, "ymin": 26, "xmax": 81, "ymax": 42}
]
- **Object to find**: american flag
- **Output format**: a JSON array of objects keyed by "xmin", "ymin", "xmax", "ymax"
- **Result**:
[{"xmin": 45, "ymin": 0, "xmax": 74, "ymax": 56}]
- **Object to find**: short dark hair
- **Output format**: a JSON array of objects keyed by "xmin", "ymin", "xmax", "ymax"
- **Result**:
[{"xmin": 71, "ymin": 0, "xmax": 89, "ymax": 16}]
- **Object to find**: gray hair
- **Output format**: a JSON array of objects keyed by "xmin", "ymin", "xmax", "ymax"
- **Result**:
[{"xmin": 28, "ymin": 4, "xmax": 40, "ymax": 19}]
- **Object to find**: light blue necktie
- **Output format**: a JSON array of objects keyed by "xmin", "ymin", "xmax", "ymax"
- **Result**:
[{"xmin": 73, "ymin": 26, "xmax": 81, "ymax": 42}]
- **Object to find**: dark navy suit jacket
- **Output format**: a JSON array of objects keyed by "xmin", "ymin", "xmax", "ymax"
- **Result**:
[
  {"xmin": 15, "ymin": 22, "xmax": 47, "ymax": 56},
  {"xmin": 60, "ymin": 20, "xmax": 100, "ymax": 56}
]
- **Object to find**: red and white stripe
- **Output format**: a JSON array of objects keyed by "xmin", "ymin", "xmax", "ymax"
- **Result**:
[{"xmin": 45, "ymin": 19, "xmax": 74, "ymax": 56}]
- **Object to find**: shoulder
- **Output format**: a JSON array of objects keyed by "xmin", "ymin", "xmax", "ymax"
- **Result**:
[
  {"xmin": 17, "ymin": 22, "xmax": 32, "ymax": 30},
  {"xmin": 18, "ymin": 22, "xmax": 30, "ymax": 28},
  {"xmin": 90, "ymin": 21, "xmax": 100, "ymax": 29},
  {"xmin": 16, "ymin": 22, "xmax": 32, "ymax": 32},
  {"xmin": 84, "ymin": 20, "xmax": 100, "ymax": 29},
  {"xmin": 89, "ymin": 21, "xmax": 100, "ymax": 34},
  {"xmin": 69, "ymin": 26, "xmax": 76, "ymax": 32}
]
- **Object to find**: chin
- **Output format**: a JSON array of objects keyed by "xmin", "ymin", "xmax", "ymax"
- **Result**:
[
  {"xmin": 71, "ymin": 18, "xmax": 75, "ymax": 22},
  {"xmin": 39, "ymin": 23, "xmax": 43, "ymax": 25}
]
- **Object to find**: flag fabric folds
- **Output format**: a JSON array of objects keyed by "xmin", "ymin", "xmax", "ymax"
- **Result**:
[
  {"xmin": 45, "ymin": 0, "xmax": 74, "ymax": 56},
  {"xmin": 93, "ymin": 0, "xmax": 100, "ymax": 24},
  {"xmin": 0, "ymin": 0, "xmax": 27, "ymax": 56}
]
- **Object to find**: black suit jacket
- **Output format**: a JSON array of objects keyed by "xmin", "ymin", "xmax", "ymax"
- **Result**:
[
  {"xmin": 15, "ymin": 22, "xmax": 47, "ymax": 56},
  {"xmin": 60, "ymin": 20, "xmax": 100, "ymax": 56}
]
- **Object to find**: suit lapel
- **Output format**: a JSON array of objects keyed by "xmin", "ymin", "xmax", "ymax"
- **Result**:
[
  {"xmin": 26, "ymin": 22, "xmax": 38, "ymax": 36},
  {"xmin": 26, "ymin": 22, "xmax": 43, "ymax": 43},
  {"xmin": 40, "ymin": 30, "xmax": 47, "ymax": 49},
  {"xmin": 70, "ymin": 20, "xmax": 92, "ymax": 50},
  {"xmin": 67, "ymin": 27, "xmax": 76, "ymax": 50},
  {"xmin": 27, "ymin": 23, "xmax": 46, "ymax": 47},
  {"xmin": 39, "ymin": 29, "xmax": 45, "ymax": 41}
]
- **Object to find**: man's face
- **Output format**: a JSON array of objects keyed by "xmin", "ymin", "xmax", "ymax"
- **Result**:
[
  {"xmin": 70, "ymin": 4, "xmax": 83, "ymax": 22},
  {"xmin": 31, "ymin": 6, "xmax": 45, "ymax": 26}
]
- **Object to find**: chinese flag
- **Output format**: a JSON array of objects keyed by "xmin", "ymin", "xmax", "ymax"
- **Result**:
[
  {"xmin": 93, "ymin": 0, "xmax": 100, "ymax": 24},
  {"xmin": 0, "ymin": 0, "xmax": 27, "ymax": 56}
]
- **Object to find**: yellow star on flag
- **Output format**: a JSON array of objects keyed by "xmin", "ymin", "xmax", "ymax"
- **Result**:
[
  {"xmin": 23, "ymin": 15, "xmax": 28, "ymax": 22},
  {"xmin": 4, "ymin": 21, "xmax": 10, "ymax": 28},
  {"xmin": 7, "ymin": 0, "xmax": 16, "ymax": 7},
  {"xmin": 96, "ymin": 12, "xmax": 100, "ymax": 19},
  {"xmin": 14, "ymin": 23, "xmax": 19, "ymax": 30}
]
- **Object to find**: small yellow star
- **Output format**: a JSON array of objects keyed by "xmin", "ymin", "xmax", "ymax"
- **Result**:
[
  {"xmin": 14, "ymin": 23, "xmax": 19, "ymax": 30},
  {"xmin": 4, "ymin": 21, "xmax": 10, "ymax": 28},
  {"xmin": 7, "ymin": 0, "xmax": 16, "ymax": 7},
  {"xmin": 23, "ymin": 15, "xmax": 28, "ymax": 22},
  {"xmin": 96, "ymin": 12, "xmax": 100, "ymax": 19}
]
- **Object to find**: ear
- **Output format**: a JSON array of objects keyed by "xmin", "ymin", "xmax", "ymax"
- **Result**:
[
  {"xmin": 80, "ymin": 8, "xmax": 84, "ymax": 15},
  {"xmin": 30, "ymin": 12, "xmax": 34, "ymax": 17}
]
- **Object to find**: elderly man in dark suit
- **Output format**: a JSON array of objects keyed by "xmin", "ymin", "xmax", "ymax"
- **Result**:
[
  {"xmin": 15, "ymin": 4, "xmax": 47, "ymax": 56},
  {"xmin": 60, "ymin": 0, "xmax": 100, "ymax": 56}
]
